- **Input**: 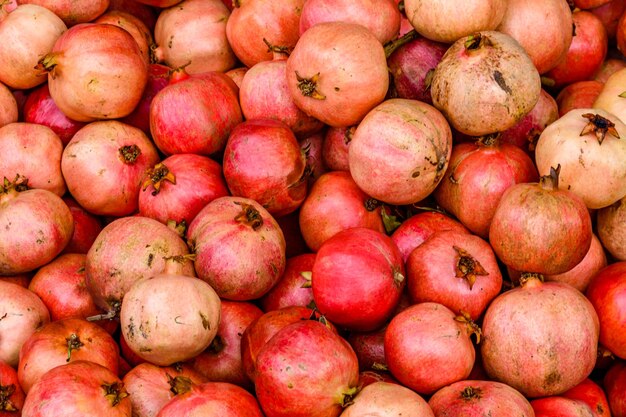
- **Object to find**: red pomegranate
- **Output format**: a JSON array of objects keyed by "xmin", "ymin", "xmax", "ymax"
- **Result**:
[
  {"xmin": 604, "ymin": 361, "xmax": 626, "ymax": 416},
  {"xmin": 0, "ymin": 359, "xmax": 25, "ymax": 416},
  {"xmin": 259, "ymin": 254, "xmax": 316, "ymax": 312},
  {"xmin": 17, "ymin": 0, "xmax": 109, "ymax": 25},
  {"xmin": 120, "ymin": 64, "xmax": 170, "ymax": 136},
  {"xmin": 562, "ymin": 378, "xmax": 611, "ymax": 417},
  {"xmin": 530, "ymin": 397, "xmax": 595, "ymax": 417},
  {"xmin": 556, "ymin": 81, "xmax": 604, "ymax": 117},
  {"xmin": 61, "ymin": 196, "xmax": 103, "ymax": 254},
  {"xmin": 322, "ymin": 126, "xmax": 354, "ymax": 172}
]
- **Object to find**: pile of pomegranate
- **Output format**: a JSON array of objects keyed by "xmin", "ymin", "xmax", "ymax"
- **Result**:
[{"xmin": 2, "ymin": 0, "xmax": 626, "ymax": 416}]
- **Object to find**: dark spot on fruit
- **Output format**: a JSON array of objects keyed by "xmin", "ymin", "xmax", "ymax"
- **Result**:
[
  {"xmin": 139, "ymin": 347, "xmax": 152, "ymax": 352},
  {"xmin": 147, "ymin": 253, "xmax": 154, "ymax": 267},
  {"xmin": 412, "ymin": 171, "xmax": 420, "ymax": 178},
  {"xmin": 199, "ymin": 312, "xmax": 210, "ymax": 330},
  {"xmin": 543, "ymin": 370, "xmax": 562, "ymax": 389},
  {"xmin": 493, "ymin": 70, "xmax": 512, "ymax": 94}
]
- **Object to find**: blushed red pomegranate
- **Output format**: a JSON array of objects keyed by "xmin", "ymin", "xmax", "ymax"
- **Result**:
[
  {"xmin": 259, "ymin": 254, "xmax": 315, "ymax": 312},
  {"xmin": 556, "ymin": 81, "xmax": 604, "ymax": 117},
  {"xmin": 121, "ymin": 64, "xmax": 170, "ymax": 136},
  {"xmin": 562, "ymin": 378, "xmax": 611, "ymax": 417},
  {"xmin": 531, "ymin": 397, "xmax": 595, "ymax": 417},
  {"xmin": 0, "ymin": 359, "xmax": 25, "ymax": 416},
  {"xmin": 61, "ymin": 197, "xmax": 103, "ymax": 255},
  {"xmin": 604, "ymin": 361, "xmax": 626, "ymax": 416}
]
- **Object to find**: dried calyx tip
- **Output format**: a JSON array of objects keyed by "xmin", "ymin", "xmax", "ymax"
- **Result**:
[{"xmin": 580, "ymin": 113, "xmax": 620, "ymax": 144}]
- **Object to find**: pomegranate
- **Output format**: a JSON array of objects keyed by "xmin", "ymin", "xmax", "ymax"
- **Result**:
[
  {"xmin": 276, "ymin": 209, "xmax": 309, "ymax": 258},
  {"xmin": 239, "ymin": 57, "xmax": 324, "ymax": 138},
  {"xmin": 481, "ymin": 274, "xmax": 599, "ymax": 397},
  {"xmin": 156, "ymin": 382, "xmax": 264, "ymax": 417},
  {"xmin": 226, "ymin": 0, "xmax": 303, "ymax": 68},
  {"xmin": 592, "ymin": 0, "xmax": 626, "ymax": 39},
  {"xmin": 428, "ymin": 380, "xmax": 535, "ymax": 417},
  {"xmin": 149, "ymin": 70, "xmax": 242, "ymax": 156},
  {"xmin": 534, "ymin": 109, "xmax": 626, "ymax": 209},
  {"xmin": 597, "ymin": 197, "xmax": 626, "ymax": 260},
  {"xmin": 406, "ymin": 230, "xmax": 502, "ymax": 320},
  {"xmin": 342, "ymin": 381, "xmax": 433, "ymax": 417},
  {"xmin": 312, "ymin": 227, "xmax": 405, "ymax": 332},
  {"xmin": 120, "ymin": 64, "xmax": 170, "ymax": 136},
  {"xmin": 86, "ymin": 216, "xmax": 195, "ymax": 317},
  {"xmin": 286, "ymin": 22, "xmax": 389, "ymax": 127},
  {"xmin": 531, "ymin": 397, "xmax": 595, "ymax": 417},
  {"xmin": 61, "ymin": 196, "xmax": 103, "ymax": 254},
  {"xmin": 404, "ymin": 0, "xmax": 507, "ymax": 43},
  {"xmin": 299, "ymin": 0, "xmax": 401, "ymax": 44},
  {"xmin": 0, "ymin": 4, "xmax": 66, "ymax": 89},
  {"xmin": 17, "ymin": 318, "xmax": 120, "ymax": 393},
  {"xmin": 0, "ymin": 82, "xmax": 17, "ymax": 128},
  {"xmin": 0, "ymin": 282, "xmax": 49, "ymax": 367},
  {"xmin": 222, "ymin": 119, "xmax": 308, "ymax": 217},
  {"xmin": 0, "ymin": 360, "xmax": 25, "ymax": 417},
  {"xmin": 298, "ymin": 170, "xmax": 385, "ymax": 252},
  {"xmin": 138, "ymin": 154, "xmax": 230, "ymax": 226},
  {"xmin": 152, "ymin": 0, "xmax": 235, "ymax": 74},
  {"xmin": 225, "ymin": 66, "xmax": 247, "ymax": 88},
  {"xmin": 62, "ymin": 121, "xmax": 160, "ymax": 217},
  {"xmin": 21, "ymin": 361, "xmax": 131, "ymax": 417},
  {"xmin": 254, "ymin": 320, "xmax": 360, "ymax": 417},
  {"xmin": 496, "ymin": 0, "xmax": 573, "ymax": 74},
  {"xmin": 95, "ymin": 10, "xmax": 153, "ymax": 64},
  {"xmin": 107, "ymin": 0, "xmax": 157, "ymax": 30},
  {"xmin": 431, "ymin": 31, "xmax": 541, "ymax": 136},
  {"xmin": 322, "ymin": 126, "xmax": 354, "ymax": 172},
  {"xmin": 556, "ymin": 80, "xmax": 604, "ymax": 116},
  {"xmin": 187, "ymin": 196, "xmax": 286, "ymax": 301},
  {"xmin": 259, "ymin": 254, "xmax": 316, "ymax": 312},
  {"xmin": 0, "ymin": 122, "xmax": 66, "ymax": 196},
  {"xmin": 190, "ymin": 301, "xmax": 263, "ymax": 390},
  {"xmin": 122, "ymin": 362, "xmax": 208, "ymax": 417},
  {"xmin": 575, "ymin": 0, "xmax": 611, "ymax": 7},
  {"xmin": 562, "ymin": 378, "xmax": 612, "ymax": 417},
  {"xmin": 544, "ymin": 11, "xmax": 609, "ymax": 89},
  {"xmin": 434, "ymin": 134, "xmax": 539, "ymax": 238},
  {"xmin": 593, "ymin": 67, "xmax": 626, "ymax": 121},
  {"xmin": 300, "ymin": 132, "xmax": 328, "ymax": 183},
  {"xmin": 349, "ymin": 98, "xmax": 453, "ymax": 205},
  {"xmin": 0, "ymin": 177, "xmax": 73, "ymax": 275},
  {"xmin": 22, "ymin": 83, "xmax": 86, "ymax": 146},
  {"xmin": 594, "ymin": 58, "xmax": 626, "ymax": 83},
  {"xmin": 0, "ymin": 275, "xmax": 29, "ymax": 288},
  {"xmin": 38, "ymin": 23, "xmax": 148, "ymax": 122},
  {"xmin": 385, "ymin": 302, "xmax": 479, "ymax": 394},
  {"xmin": 17, "ymin": 0, "xmax": 109, "ymax": 25},
  {"xmin": 489, "ymin": 166, "xmax": 593, "ymax": 275},
  {"xmin": 134, "ymin": 0, "xmax": 182, "ymax": 7},
  {"xmin": 604, "ymin": 361, "xmax": 626, "ymax": 416},
  {"xmin": 347, "ymin": 326, "xmax": 387, "ymax": 372},
  {"xmin": 358, "ymin": 371, "xmax": 398, "ymax": 388},
  {"xmin": 585, "ymin": 262, "xmax": 626, "ymax": 359}
]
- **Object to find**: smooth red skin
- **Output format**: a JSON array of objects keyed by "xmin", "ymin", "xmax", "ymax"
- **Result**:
[
  {"xmin": 23, "ymin": 84, "xmax": 86, "ymax": 146},
  {"xmin": 0, "ymin": 189, "xmax": 73, "ymax": 275},
  {"xmin": 299, "ymin": 0, "xmax": 401, "ymax": 44},
  {"xmin": 575, "ymin": 0, "xmax": 611, "ymax": 8},
  {"xmin": 545, "ymin": 11, "xmax": 609, "ymax": 89},
  {"xmin": 156, "ymin": 382, "xmax": 263, "ymax": 417},
  {"xmin": 500, "ymin": 89, "xmax": 559, "ymax": 152},
  {"xmin": 391, "ymin": 211, "xmax": 469, "ymax": 263},
  {"xmin": 17, "ymin": 318, "xmax": 120, "ymax": 393},
  {"xmin": 384, "ymin": 302, "xmax": 475, "ymax": 395},
  {"xmin": 594, "ymin": 58, "xmax": 626, "ymax": 83},
  {"xmin": 0, "ymin": 275, "xmax": 29, "ymax": 288},
  {"xmin": 275, "ymin": 209, "xmax": 308, "ymax": 258},
  {"xmin": 605, "ymin": 361, "xmax": 626, "ymax": 416},
  {"xmin": 387, "ymin": 35, "xmax": 448, "ymax": 104},
  {"xmin": 122, "ymin": 362, "xmax": 208, "ymax": 417},
  {"xmin": 0, "ymin": 123, "xmax": 66, "ymax": 196},
  {"xmin": 22, "ymin": 360, "xmax": 132, "ymax": 417},
  {"xmin": 60, "ymin": 197, "xmax": 103, "ymax": 255},
  {"xmin": 358, "ymin": 371, "xmax": 398, "ymax": 388},
  {"xmin": 489, "ymin": 181, "xmax": 593, "ymax": 275},
  {"xmin": 586, "ymin": 262, "xmax": 626, "ymax": 359},
  {"xmin": 545, "ymin": 234, "xmax": 607, "ymax": 292},
  {"xmin": 150, "ymin": 71, "xmax": 242, "ymax": 156},
  {"xmin": 481, "ymin": 279, "xmax": 599, "ymax": 398},
  {"xmin": 61, "ymin": 121, "xmax": 160, "ymax": 217},
  {"xmin": 313, "ymin": 227, "xmax": 405, "ymax": 332},
  {"xmin": 0, "ymin": 360, "xmax": 25, "ymax": 417},
  {"xmin": 259, "ymin": 254, "xmax": 316, "ymax": 312},
  {"xmin": 85, "ymin": 216, "xmax": 194, "ymax": 313},
  {"xmin": 239, "ymin": 59, "xmax": 324, "ymax": 139},
  {"xmin": 240, "ymin": 306, "xmax": 325, "ymax": 383},
  {"xmin": 190, "ymin": 301, "xmax": 263, "ymax": 390},
  {"xmin": 597, "ymin": 197, "xmax": 626, "ymax": 261},
  {"xmin": 531, "ymin": 397, "xmax": 595, "ymax": 417},
  {"xmin": 556, "ymin": 80, "xmax": 604, "ymax": 117},
  {"xmin": 562, "ymin": 378, "xmax": 611, "ymax": 417},
  {"xmin": 347, "ymin": 327, "xmax": 386, "ymax": 372},
  {"xmin": 107, "ymin": 0, "xmax": 157, "ymax": 30},
  {"xmin": 298, "ymin": 171, "xmax": 385, "ymax": 252},
  {"xmin": 226, "ymin": 0, "xmax": 304, "ymax": 68},
  {"xmin": 187, "ymin": 197, "xmax": 286, "ymax": 301},
  {"xmin": 434, "ymin": 140, "xmax": 539, "ymax": 238},
  {"xmin": 592, "ymin": 0, "xmax": 625, "ymax": 39},
  {"xmin": 121, "ymin": 64, "xmax": 169, "ymax": 136},
  {"xmin": 223, "ymin": 119, "xmax": 308, "ymax": 217},
  {"xmin": 406, "ymin": 230, "xmax": 503, "ymax": 321},
  {"xmin": 428, "ymin": 380, "xmax": 535, "ymax": 417},
  {"xmin": 255, "ymin": 320, "xmax": 360, "ymax": 417},
  {"xmin": 139, "ymin": 153, "xmax": 230, "ymax": 225},
  {"xmin": 28, "ymin": 254, "xmax": 116, "ymax": 334},
  {"xmin": 17, "ymin": 0, "xmax": 109, "ymax": 25},
  {"xmin": 322, "ymin": 126, "xmax": 353, "ymax": 172}
]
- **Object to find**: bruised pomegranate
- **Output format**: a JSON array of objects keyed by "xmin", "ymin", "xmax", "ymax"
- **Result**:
[{"xmin": 481, "ymin": 274, "xmax": 599, "ymax": 398}]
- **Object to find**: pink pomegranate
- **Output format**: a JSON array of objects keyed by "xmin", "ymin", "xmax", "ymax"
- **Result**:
[
  {"xmin": 322, "ymin": 126, "xmax": 354, "ymax": 172},
  {"xmin": 556, "ymin": 81, "xmax": 604, "ymax": 117},
  {"xmin": 597, "ymin": 196, "xmax": 626, "ymax": 261},
  {"xmin": 0, "ymin": 81, "xmax": 17, "ymax": 128},
  {"xmin": 342, "ymin": 382, "xmax": 433, "ymax": 417},
  {"xmin": 17, "ymin": 0, "xmax": 109, "ymax": 25},
  {"xmin": 95, "ymin": 10, "xmax": 153, "ymax": 64}
]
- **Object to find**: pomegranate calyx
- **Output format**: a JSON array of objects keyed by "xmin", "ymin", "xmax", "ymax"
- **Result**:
[
  {"xmin": 580, "ymin": 113, "xmax": 620, "ymax": 144},
  {"xmin": 295, "ymin": 71, "xmax": 326, "ymax": 100},
  {"xmin": 518, "ymin": 272, "xmax": 545, "ymax": 287},
  {"xmin": 337, "ymin": 386, "xmax": 360, "ymax": 408},
  {"xmin": 464, "ymin": 33, "xmax": 492, "ymax": 51},
  {"xmin": 65, "ymin": 333, "xmax": 84, "ymax": 362},
  {"xmin": 167, "ymin": 374, "xmax": 194, "ymax": 396},
  {"xmin": 207, "ymin": 335, "xmax": 225, "ymax": 354},
  {"xmin": 454, "ymin": 311, "xmax": 482, "ymax": 344},
  {"xmin": 383, "ymin": 29, "xmax": 418, "ymax": 58},
  {"xmin": 460, "ymin": 386, "xmax": 482, "ymax": 401},
  {"xmin": 371, "ymin": 362, "xmax": 388, "ymax": 371},
  {"xmin": 300, "ymin": 271, "xmax": 312, "ymax": 288},
  {"xmin": 142, "ymin": 163, "xmax": 176, "ymax": 195},
  {"xmin": 393, "ymin": 269, "xmax": 405, "ymax": 287},
  {"xmin": 453, "ymin": 246, "xmax": 488, "ymax": 290},
  {"xmin": 118, "ymin": 145, "xmax": 142, "ymax": 164},
  {"xmin": 233, "ymin": 202, "xmax": 263, "ymax": 230},
  {"xmin": 424, "ymin": 68, "xmax": 435, "ymax": 91},
  {"xmin": 167, "ymin": 62, "xmax": 193, "ymax": 85},
  {"xmin": 476, "ymin": 132, "xmax": 500, "ymax": 147},
  {"xmin": 0, "ymin": 384, "xmax": 17, "ymax": 412},
  {"xmin": 527, "ymin": 128, "xmax": 542, "ymax": 152},
  {"xmin": 539, "ymin": 164, "xmax": 561, "ymax": 191},
  {"xmin": 262, "ymin": 38, "xmax": 292, "ymax": 57},
  {"xmin": 167, "ymin": 219, "xmax": 187, "ymax": 237},
  {"xmin": 101, "ymin": 381, "xmax": 129, "ymax": 407},
  {"xmin": 35, "ymin": 53, "xmax": 60, "ymax": 78},
  {"xmin": 162, "ymin": 254, "xmax": 195, "ymax": 275}
]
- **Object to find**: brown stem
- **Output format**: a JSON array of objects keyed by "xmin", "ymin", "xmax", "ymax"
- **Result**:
[
  {"xmin": 162, "ymin": 254, "xmax": 196, "ymax": 275},
  {"xmin": 384, "ymin": 29, "xmax": 418, "ymax": 58},
  {"xmin": 167, "ymin": 374, "xmax": 194, "ymax": 396},
  {"xmin": 464, "ymin": 33, "xmax": 492, "ymax": 51},
  {"xmin": 453, "ymin": 246, "xmax": 489, "ymax": 290},
  {"xmin": 539, "ymin": 164, "xmax": 561, "ymax": 191},
  {"xmin": 118, "ymin": 145, "xmax": 141, "ymax": 164},
  {"xmin": 262, "ymin": 38, "xmax": 292, "ymax": 57},
  {"xmin": 35, "ymin": 53, "xmax": 60, "ymax": 78},
  {"xmin": 337, "ymin": 386, "xmax": 360, "ymax": 408},
  {"xmin": 102, "ymin": 382, "xmax": 129, "ymax": 407},
  {"xmin": 87, "ymin": 300, "xmax": 121, "ymax": 322},
  {"xmin": 65, "ymin": 333, "xmax": 84, "ymax": 362},
  {"xmin": 233, "ymin": 202, "xmax": 263, "ymax": 230}
]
